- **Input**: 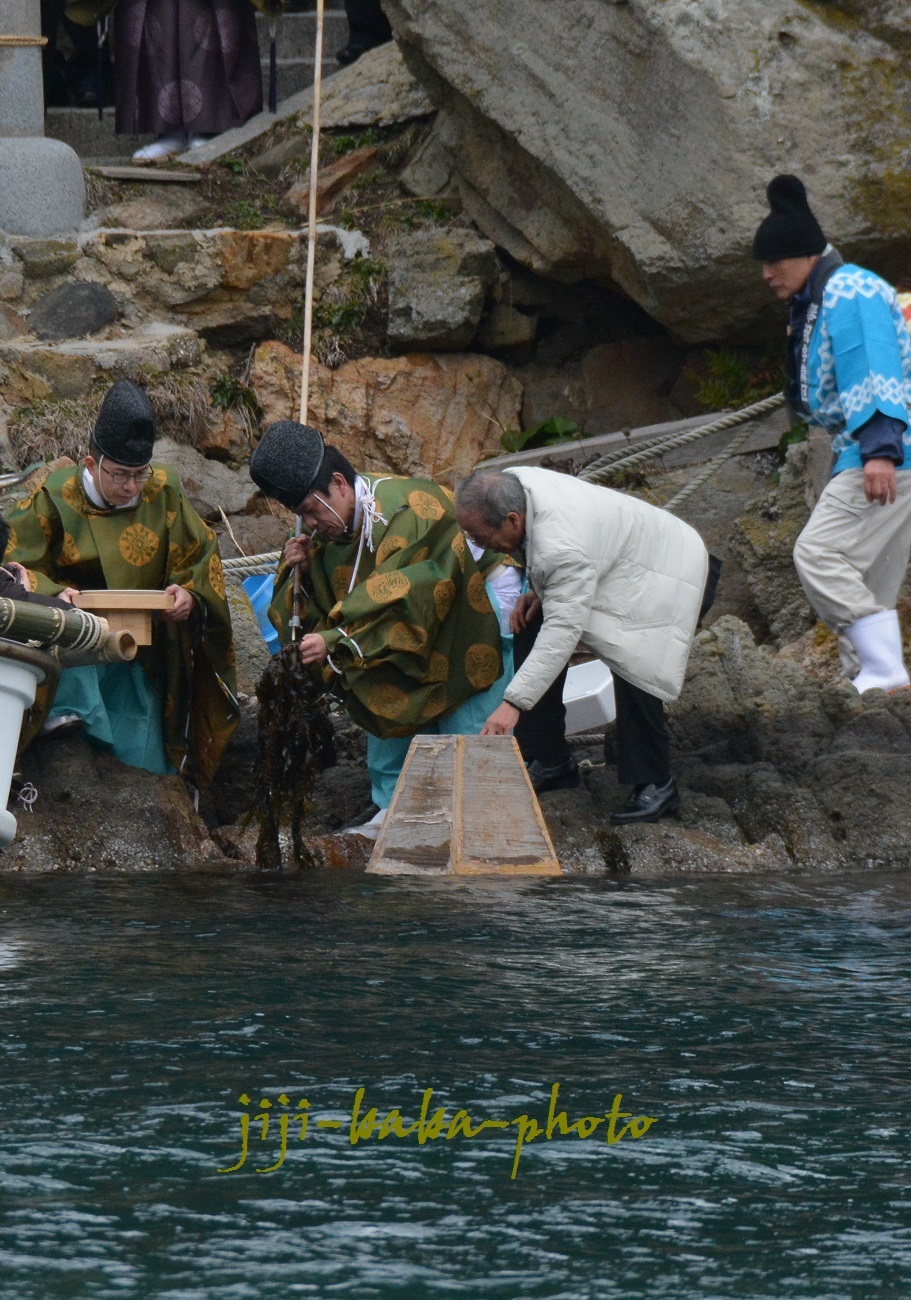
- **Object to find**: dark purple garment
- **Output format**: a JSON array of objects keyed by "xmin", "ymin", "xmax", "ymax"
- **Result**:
[{"xmin": 115, "ymin": 0, "xmax": 263, "ymax": 136}]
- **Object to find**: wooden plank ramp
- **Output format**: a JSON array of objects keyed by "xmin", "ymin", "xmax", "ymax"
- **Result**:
[{"xmin": 367, "ymin": 735, "xmax": 562, "ymax": 877}]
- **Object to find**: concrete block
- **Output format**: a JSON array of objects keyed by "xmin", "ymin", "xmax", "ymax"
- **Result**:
[{"xmin": 0, "ymin": 137, "xmax": 85, "ymax": 236}]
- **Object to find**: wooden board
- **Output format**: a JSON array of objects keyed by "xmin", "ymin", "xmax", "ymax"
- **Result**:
[
  {"xmin": 72, "ymin": 590, "xmax": 174, "ymax": 610},
  {"xmin": 367, "ymin": 735, "xmax": 561, "ymax": 877},
  {"xmin": 86, "ymin": 166, "xmax": 201, "ymax": 183},
  {"xmin": 72, "ymin": 589, "xmax": 174, "ymax": 646}
]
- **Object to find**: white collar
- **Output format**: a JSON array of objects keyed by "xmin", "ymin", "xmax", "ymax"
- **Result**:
[{"xmin": 82, "ymin": 466, "xmax": 140, "ymax": 511}]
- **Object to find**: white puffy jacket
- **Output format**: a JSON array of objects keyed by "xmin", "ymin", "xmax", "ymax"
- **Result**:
[{"xmin": 502, "ymin": 467, "xmax": 709, "ymax": 709}]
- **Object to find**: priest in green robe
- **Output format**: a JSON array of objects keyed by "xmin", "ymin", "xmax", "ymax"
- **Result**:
[
  {"xmin": 249, "ymin": 421, "xmax": 520, "ymax": 816},
  {"xmin": 6, "ymin": 381, "xmax": 240, "ymax": 787}
]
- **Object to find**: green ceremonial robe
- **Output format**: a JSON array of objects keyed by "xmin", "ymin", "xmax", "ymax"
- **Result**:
[
  {"xmin": 270, "ymin": 475, "xmax": 506, "ymax": 739},
  {"xmin": 5, "ymin": 464, "xmax": 239, "ymax": 787}
]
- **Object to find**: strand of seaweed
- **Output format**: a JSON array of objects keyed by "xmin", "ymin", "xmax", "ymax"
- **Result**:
[{"xmin": 252, "ymin": 643, "xmax": 336, "ymax": 870}]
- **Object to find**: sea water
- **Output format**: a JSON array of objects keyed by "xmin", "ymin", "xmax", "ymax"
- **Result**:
[{"xmin": 1, "ymin": 870, "xmax": 909, "ymax": 1299}]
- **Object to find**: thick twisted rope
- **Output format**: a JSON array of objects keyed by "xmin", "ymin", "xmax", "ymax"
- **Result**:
[
  {"xmin": 578, "ymin": 392, "xmax": 785, "ymax": 485},
  {"xmin": 223, "ymin": 550, "xmax": 281, "ymax": 578},
  {"xmin": 661, "ymin": 419, "xmax": 761, "ymax": 512}
]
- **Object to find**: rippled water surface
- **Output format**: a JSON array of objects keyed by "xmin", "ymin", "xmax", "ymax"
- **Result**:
[{"xmin": 1, "ymin": 869, "xmax": 910, "ymax": 1299}]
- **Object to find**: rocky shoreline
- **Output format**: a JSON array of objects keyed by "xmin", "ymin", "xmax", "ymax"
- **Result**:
[{"xmin": 3, "ymin": 8, "xmax": 910, "ymax": 876}]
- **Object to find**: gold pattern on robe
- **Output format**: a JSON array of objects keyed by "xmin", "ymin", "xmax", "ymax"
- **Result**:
[
  {"xmin": 467, "ymin": 570, "xmax": 493, "ymax": 614},
  {"xmin": 58, "ymin": 533, "xmax": 81, "ymax": 567},
  {"xmin": 208, "ymin": 553, "xmax": 226, "ymax": 601},
  {"xmin": 427, "ymin": 651, "xmax": 450, "ymax": 683},
  {"xmin": 364, "ymin": 569, "xmax": 412, "ymax": 605},
  {"xmin": 375, "ymin": 533, "xmax": 409, "ymax": 566},
  {"xmin": 387, "ymin": 621, "xmax": 429, "ymax": 653},
  {"xmin": 367, "ymin": 682, "xmax": 411, "ymax": 720},
  {"xmin": 433, "ymin": 578, "xmax": 457, "ymax": 622},
  {"xmin": 61, "ymin": 477, "xmax": 86, "ymax": 513},
  {"xmin": 464, "ymin": 643, "xmax": 500, "ymax": 690},
  {"xmin": 119, "ymin": 523, "xmax": 161, "ymax": 568},
  {"xmin": 407, "ymin": 490, "xmax": 446, "ymax": 521},
  {"xmin": 331, "ymin": 566, "xmax": 355, "ymax": 600},
  {"xmin": 146, "ymin": 468, "xmax": 168, "ymax": 500},
  {"xmin": 418, "ymin": 683, "xmax": 449, "ymax": 720},
  {"xmin": 168, "ymin": 539, "xmax": 201, "ymax": 574}
]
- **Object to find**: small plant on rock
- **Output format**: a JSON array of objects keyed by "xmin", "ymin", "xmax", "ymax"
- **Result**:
[{"xmin": 499, "ymin": 417, "xmax": 582, "ymax": 454}]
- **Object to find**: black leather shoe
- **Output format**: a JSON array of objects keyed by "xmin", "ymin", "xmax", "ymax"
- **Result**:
[
  {"xmin": 526, "ymin": 754, "xmax": 580, "ymax": 794},
  {"xmin": 610, "ymin": 778, "xmax": 680, "ymax": 825}
]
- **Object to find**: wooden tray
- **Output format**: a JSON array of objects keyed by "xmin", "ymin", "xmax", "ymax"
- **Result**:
[
  {"xmin": 367, "ymin": 735, "xmax": 561, "ymax": 877},
  {"xmin": 72, "ymin": 589, "xmax": 175, "ymax": 645}
]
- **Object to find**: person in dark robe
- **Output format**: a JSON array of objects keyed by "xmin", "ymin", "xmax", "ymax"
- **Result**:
[
  {"xmin": 120, "ymin": 0, "xmax": 263, "ymax": 160},
  {"xmin": 66, "ymin": 0, "xmax": 264, "ymax": 162}
]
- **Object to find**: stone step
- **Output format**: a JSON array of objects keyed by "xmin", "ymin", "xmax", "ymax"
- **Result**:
[{"xmin": 45, "ymin": 108, "xmax": 151, "ymax": 162}]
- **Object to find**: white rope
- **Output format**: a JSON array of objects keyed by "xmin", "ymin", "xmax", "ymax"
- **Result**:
[
  {"xmin": 291, "ymin": 0, "xmax": 326, "ymax": 640},
  {"xmin": 16, "ymin": 783, "xmax": 38, "ymax": 811},
  {"xmin": 661, "ymin": 420, "xmax": 760, "ymax": 512},
  {"xmin": 346, "ymin": 476, "xmax": 390, "ymax": 594},
  {"xmin": 579, "ymin": 393, "xmax": 785, "ymax": 484},
  {"xmin": 299, "ymin": 0, "xmax": 324, "ymax": 428},
  {"xmin": 222, "ymin": 550, "xmax": 281, "ymax": 575}
]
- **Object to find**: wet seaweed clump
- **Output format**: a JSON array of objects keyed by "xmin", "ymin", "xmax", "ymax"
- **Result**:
[{"xmin": 253, "ymin": 644, "xmax": 337, "ymax": 870}]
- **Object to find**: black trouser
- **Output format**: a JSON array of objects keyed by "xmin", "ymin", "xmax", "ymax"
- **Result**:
[
  {"xmin": 512, "ymin": 609, "xmax": 671, "ymax": 787},
  {"xmin": 344, "ymin": 0, "xmax": 393, "ymax": 45}
]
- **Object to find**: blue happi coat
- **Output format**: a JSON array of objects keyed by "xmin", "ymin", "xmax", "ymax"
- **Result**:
[{"xmin": 792, "ymin": 258, "xmax": 911, "ymax": 474}]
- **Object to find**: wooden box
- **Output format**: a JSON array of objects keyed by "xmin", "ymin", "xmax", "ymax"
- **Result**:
[{"xmin": 72, "ymin": 589, "xmax": 175, "ymax": 646}]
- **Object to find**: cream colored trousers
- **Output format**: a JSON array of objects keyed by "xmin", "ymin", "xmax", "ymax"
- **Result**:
[{"xmin": 793, "ymin": 468, "xmax": 911, "ymax": 630}]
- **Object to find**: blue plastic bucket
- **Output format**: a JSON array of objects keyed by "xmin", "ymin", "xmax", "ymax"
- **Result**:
[{"xmin": 242, "ymin": 574, "xmax": 280, "ymax": 655}]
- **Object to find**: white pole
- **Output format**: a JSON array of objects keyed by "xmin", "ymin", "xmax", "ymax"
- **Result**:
[{"xmin": 291, "ymin": 0, "xmax": 325, "ymax": 640}]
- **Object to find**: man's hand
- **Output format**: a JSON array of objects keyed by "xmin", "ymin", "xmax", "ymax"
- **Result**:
[
  {"xmin": 299, "ymin": 632, "xmax": 329, "ymax": 665},
  {"xmin": 509, "ymin": 592, "xmax": 542, "ymax": 634},
  {"xmin": 284, "ymin": 534, "xmax": 312, "ymax": 572},
  {"xmin": 4, "ymin": 561, "xmax": 32, "ymax": 591},
  {"xmin": 480, "ymin": 701, "xmax": 521, "ymax": 736},
  {"xmin": 59, "ymin": 587, "xmax": 80, "ymax": 604},
  {"xmin": 864, "ymin": 458, "xmax": 897, "ymax": 505},
  {"xmin": 160, "ymin": 584, "xmax": 195, "ymax": 623}
]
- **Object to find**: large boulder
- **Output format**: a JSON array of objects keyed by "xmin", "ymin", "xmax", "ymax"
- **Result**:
[
  {"xmin": 386, "ymin": 227, "xmax": 500, "ymax": 351},
  {"xmin": 249, "ymin": 341, "xmax": 522, "ymax": 483},
  {"xmin": 384, "ymin": 0, "xmax": 911, "ymax": 342}
]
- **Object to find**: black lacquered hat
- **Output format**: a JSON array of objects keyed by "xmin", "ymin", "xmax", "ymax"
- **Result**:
[
  {"xmin": 249, "ymin": 421, "xmax": 326, "ymax": 511},
  {"xmin": 93, "ymin": 381, "xmax": 156, "ymax": 467}
]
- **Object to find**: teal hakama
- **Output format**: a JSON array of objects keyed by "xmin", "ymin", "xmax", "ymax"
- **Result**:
[{"xmin": 49, "ymin": 662, "xmax": 175, "ymax": 774}]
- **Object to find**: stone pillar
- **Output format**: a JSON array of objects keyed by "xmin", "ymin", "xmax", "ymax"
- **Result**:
[{"xmin": 0, "ymin": 0, "xmax": 85, "ymax": 235}]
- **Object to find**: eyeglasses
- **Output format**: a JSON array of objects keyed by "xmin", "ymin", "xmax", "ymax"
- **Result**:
[{"xmin": 102, "ymin": 464, "xmax": 152, "ymax": 486}]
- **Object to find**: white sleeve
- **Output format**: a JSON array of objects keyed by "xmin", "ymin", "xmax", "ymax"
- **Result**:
[
  {"xmin": 504, "ymin": 549, "xmax": 597, "ymax": 711},
  {"xmin": 465, "ymin": 539, "xmax": 522, "ymax": 635}
]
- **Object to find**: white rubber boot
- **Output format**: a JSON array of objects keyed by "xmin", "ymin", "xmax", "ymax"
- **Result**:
[{"xmin": 842, "ymin": 609, "xmax": 911, "ymax": 693}]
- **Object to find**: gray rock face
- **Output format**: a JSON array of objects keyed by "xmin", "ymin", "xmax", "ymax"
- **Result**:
[
  {"xmin": 385, "ymin": 0, "xmax": 911, "ymax": 342},
  {"xmin": 4, "ymin": 736, "xmax": 229, "ymax": 872},
  {"xmin": 729, "ymin": 441, "xmax": 816, "ymax": 645},
  {"xmin": 155, "ymin": 436, "xmax": 260, "ymax": 519},
  {"xmin": 28, "ymin": 281, "xmax": 120, "ymax": 341},
  {"xmin": 386, "ymin": 227, "xmax": 499, "ymax": 351}
]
